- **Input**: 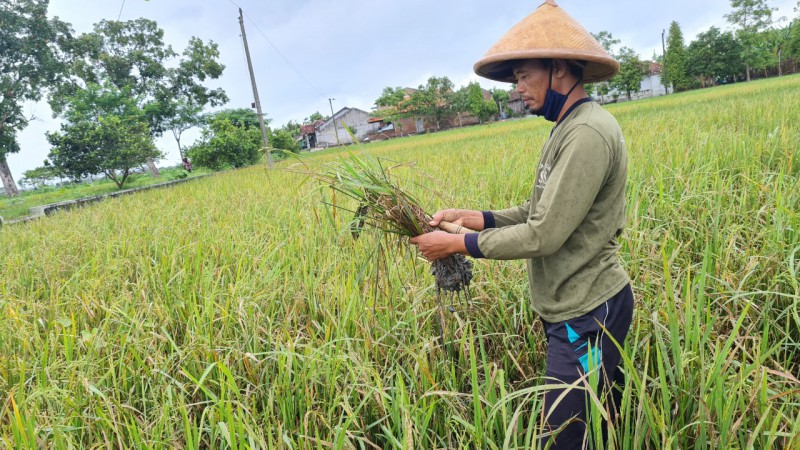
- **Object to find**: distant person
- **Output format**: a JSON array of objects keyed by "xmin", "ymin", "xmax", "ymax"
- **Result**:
[
  {"xmin": 182, "ymin": 157, "xmax": 193, "ymax": 173},
  {"xmin": 410, "ymin": 1, "xmax": 633, "ymax": 448}
]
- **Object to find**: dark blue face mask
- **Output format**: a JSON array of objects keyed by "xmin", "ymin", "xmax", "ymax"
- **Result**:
[{"xmin": 536, "ymin": 63, "xmax": 582, "ymax": 122}]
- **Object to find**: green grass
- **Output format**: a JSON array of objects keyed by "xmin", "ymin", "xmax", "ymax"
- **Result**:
[
  {"xmin": 0, "ymin": 166, "xmax": 212, "ymax": 221},
  {"xmin": 1, "ymin": 75, "xmax": 799, "ymax": 449}
]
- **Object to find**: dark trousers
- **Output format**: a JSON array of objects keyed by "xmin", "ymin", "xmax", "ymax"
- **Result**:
[{"xmin": 539, "ymin": 284, "xmax": 634, "ymax": 450}]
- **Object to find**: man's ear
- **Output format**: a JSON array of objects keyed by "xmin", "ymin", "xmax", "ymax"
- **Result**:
[{"xmin": 552, "ymin": 59, "xmax": 568, "ymax": 79}]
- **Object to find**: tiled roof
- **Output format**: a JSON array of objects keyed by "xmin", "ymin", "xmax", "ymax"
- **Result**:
[{"xmin": 648, "ymin": 62, "xmax": 662, "ymax": 76}]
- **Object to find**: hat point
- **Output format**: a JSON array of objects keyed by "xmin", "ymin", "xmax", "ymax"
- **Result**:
[{"xmin": 473, "ymin": 1, "xmax": 619, "ymax": 83}]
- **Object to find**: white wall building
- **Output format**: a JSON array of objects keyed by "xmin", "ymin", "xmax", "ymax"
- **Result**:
[
  {"xmin": 640, "ymin": 73, "xmax": 671, "ymax": 97},
  {"xmin": 316, "ymin": 107, "xmax": 380, "ymax": 147}
]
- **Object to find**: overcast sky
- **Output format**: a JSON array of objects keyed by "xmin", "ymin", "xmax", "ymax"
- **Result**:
[{"xmin": 9, "ymin": 0, "xmax": 799, "ymax": 182}]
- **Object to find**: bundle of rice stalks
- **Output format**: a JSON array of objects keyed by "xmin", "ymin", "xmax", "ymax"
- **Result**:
[{"xmin": 288, "ymin": 150, "xmax": 473, "ymax": 295}]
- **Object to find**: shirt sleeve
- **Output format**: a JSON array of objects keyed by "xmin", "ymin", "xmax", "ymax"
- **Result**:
[
  {"xmin": 489, "ymin": 201, "xmax": 531, "ymax": 227},
  {"xmin": 476, "ymin": 125, "xmax": 612, "ymax": 260}
]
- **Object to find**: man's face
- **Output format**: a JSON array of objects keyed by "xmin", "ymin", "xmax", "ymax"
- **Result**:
[{"xmin": 513, "ymin": 60, "xmax": 550, "ymax": 114}]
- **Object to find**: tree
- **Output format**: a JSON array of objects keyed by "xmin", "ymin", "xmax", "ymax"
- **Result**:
[
  {"xmin": 269, "ymin": 128, "xmax": 300, "ymax": 154},
  {"xmin": 158, "ymin": 37, "xmax": 228, "ymax": 159},
  {"xmin": 762, "ymin": 25, "xmax": 791, "ymax": 76},
  {"xmin": 162, "ymin": 99, "xmax": 203, "ymax": 160},
  {"xmin": 609, "ymin": 47, "xmax": 649, "ymax": 100},
  {"xmin": 48, "ymin": 117, "xmax": 159, "ymax": 189},
  {"xmin": 54, "ymin": 19, "xmax": 227, "ymax": 174},
  {"xmin": 46, "ymin": 83, "xmax": 162, "ymax": 188},
  {"xmin": 725, "ymin": 0, "xmax": 777, "ymax": 81},
  {"xmin": 187, "ymin": 110, "xmax": 263, "ymax": 170},
  {"xmin": 306, "ymin": 111, "xmax": 324, "ymax": 123},
  {"xmin": 591, "ymin": 31, "xmax": 621, "ymax": 56},
  {"xmin": 789, "ymin": 17, "xmax": 800, "ymax": 69},
  {"xmin": 372, "ymin": 86, "xmax": 411, "ymax": 129},
  {"xmin": 281, "ymin": 120, "xmax": 301, "ymax": 138},
  {"xmin": 788, "ymin": 10, "xmax": 800, "ymax": 58},
  {"xmin": 491, "ymin": 88, "xmax": 510, "ymax": 118},
  {"xmin": 0, "ymin": 0, "xmax": 71, "ymax": 197},
  {"xmin": 371, "ymin": 87, "xmax": 412, "ymax": 131},
  {"xmin": 20, "ymin": 162, "xmax": 61, "ymax": 189},
  {"xmin": 451, "ymin": 87, "xmax": 470, "ymax": 127},
  {"xmin": 589, "ymin": 31, "xmax": 621, "ymax": 100},
  {"xmin": 462, "ymin": 82, "xmax": 497, "ymax": 124},
  {"xmin": 408, "ymin": 76, "xmax": 455, "ymax": 131},
  {"xmin": 266, "ymin": 120, "xmax": 301, "ymax": 154},
  {"xmin": 210, "ymin": 108, "xmax": 265, "ymax": 130},
  {"xmin": 687, "ymin": 27, "xmax": 744, "ymax": 86},
  {"xmin": 375, "ymin": 86, "xmax": 407, "ymax": 108},
  {"xmin": 665, "ymin": 21, "xmax": 693, "ymax": 91}
]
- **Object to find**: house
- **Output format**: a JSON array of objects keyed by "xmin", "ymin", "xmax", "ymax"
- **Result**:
[
  {"xmin": 366, "ymin": 116, "xmax": 424, "ymax": 140},
  {"xmin": 594, "ymin": 62, "xmax": 673, "ymax": 103},
  {"xmin": 316, "ymin": 107, "xmax": 380, "ymax": 147},
  {"xmin": 507, "ymin": 90, "xmax": 527, "ymax": 115},
  {"xmin": 300, "ymin": 120, "xmax": 324, "ymax": 149},
  {"xmin": 639, "ymin": 62, "xmax": 671, "ymax": 97},
  {"xmin": 447, "ymin": 87, "xmax": 497, "ymax": 127},
  {"xmin": 368, "ymin": 88, "xmax": 431, "ymax": 139},
  {"xmin": 368, "ymin": 86, "xmax": 503, "ymax": 141}
]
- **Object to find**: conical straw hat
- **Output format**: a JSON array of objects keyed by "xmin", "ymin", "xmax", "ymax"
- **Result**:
[{"xmin": 474, "ymin": 0, "xmax": 619, "ymax": 83}]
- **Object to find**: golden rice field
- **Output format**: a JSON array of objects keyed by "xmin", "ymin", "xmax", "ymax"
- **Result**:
[{"xmin": 1, "ymin": 75, "xmax": 799, "ymax": 449}]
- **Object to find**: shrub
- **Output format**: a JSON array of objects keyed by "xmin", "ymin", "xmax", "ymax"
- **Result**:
[{"xmin": 187, "ymin": 118, "xmax": 262, "ymax": 170}]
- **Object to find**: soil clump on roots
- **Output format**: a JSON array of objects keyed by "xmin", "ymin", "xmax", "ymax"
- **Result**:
[{"xmin": 431, "ymin": 254, "xmax": 473, "ymax": 293}]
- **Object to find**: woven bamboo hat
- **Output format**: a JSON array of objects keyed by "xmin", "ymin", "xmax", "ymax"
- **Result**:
[{"xmin": 474, "ymin": 0, "xmax": 619, "ymax": 83}]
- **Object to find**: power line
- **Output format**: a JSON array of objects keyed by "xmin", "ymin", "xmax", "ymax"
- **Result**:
[
  {"xmin": 117, "ymin": 0, "xmax": 126, "ymax": 20},
  {"xmin": 226, "ymin": 0, "xmax": 326, "ymax": 98}
]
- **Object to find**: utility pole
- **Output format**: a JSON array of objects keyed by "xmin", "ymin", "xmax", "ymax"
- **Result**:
[
  {"xmin": 239, "ymin": 8, "xmax": 273, "ymax": 168},
  {"xmin": 661, "ymin": 29, "xmax": 669, "ymax": 95},
  {"xmin": 328, "ymin": 98, "xmax": 341, "ymax": 146}
]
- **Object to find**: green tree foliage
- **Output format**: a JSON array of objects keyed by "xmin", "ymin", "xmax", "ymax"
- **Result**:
[
  {"xmin": 371, "ymin": 87, "xmax": 411, "ymax": 128},
  {"xmin": 187, "ymin": 111, "xmax": 262, "ymax": 170},
  {"xmin": 210, "ymin": 108, "xmax": 266, "ymax": 130},
  {"xmin": 54, "ymin": 19, "xmax": 227, "ymax": 162},
  {"xmin": 792, "ymin": 2, "xmax": 800, "ymax": 61},
  {"xmin": 665, "ymin": 21, "xmax": 693, "ymax": 91},
  {"xmin": 451, "ymin": 87, "xmax": 470, "ymax": 127},
  {"xmin": 163, "ymin": 99, "xmax": 203, "ymax": 159},
  {"xmin": 375, "ymin": 86, "xmax": 407, "ymax": 108},
  {"xmin": 158, "ymin": 37, "xmax": 228, "ymax": 156},
  {"xmin": 687, "ymin": 27, "xmax": 744, "ymax": 86},
  {"xmin": 408, "ymin": 76, "xmax": 455, "ymax": 130},
  {"xmin": 790, "ymin": 17, "xmax": 800, "ymax": 61},
  {"xmin": 589, "ymin": 31, "xmax": 621, "ymax": 100},
  {"xmin": 305, "ymin": 111, "xmax": 324, "ymax": 123},
  {"xmin": 0, "ymin": 0, "xmax": 71, "ymax": 196},
  {"xmin": 762, "ymin": 26, "xmax": 790, "ymax": 76},
  {"xmin": 725, "ymin": 0, "xmax": 777, "ymax": 80},
  {"xmin": 591, "ymin": 31, "xmax": 621, "ymax": 56},
  {"xmin": 610, "ymin": 47, "xmax": 649, "ymax": 100},
  {"xmin": 46, "ymin": 83, "xmax": 162, "ymax": 189},
  {"xmin": 462, "ymin": 82, "xmax": 498, "ymax": 123},
  {"xmin": 20, "ymin": 162, "xmax": 61, "ymax": 188},
  {"xmin": 491, "ymin": 88, "xmax": 510, "ymax": 118},
  {"xmin": 269, "ymin": 129, "xmax": 300, "ymax": 154},
  {"xmin": 267, "ymin": 120, "xmax": 301, "ymax": 154},
  {"xmin": 281, "ymin": 120, "xmax": 301, "ymax": 138}
]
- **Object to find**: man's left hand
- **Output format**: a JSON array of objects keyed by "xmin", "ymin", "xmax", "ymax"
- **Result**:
[{"xmin": 409, "ymin": 231, "xmax": 466, "ymax": 261}]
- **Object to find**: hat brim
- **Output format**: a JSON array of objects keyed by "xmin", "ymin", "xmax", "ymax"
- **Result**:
[{"xmin": 474, "ymin": 51, "xmax": 620, "ymax": 84}]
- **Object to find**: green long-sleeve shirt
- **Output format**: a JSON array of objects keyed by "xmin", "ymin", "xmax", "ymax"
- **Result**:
[{"xmin": 468, "ymin": 101, "xmax": 630, "ymax": 322}]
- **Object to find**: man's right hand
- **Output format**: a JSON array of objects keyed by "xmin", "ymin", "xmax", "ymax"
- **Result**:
[{"xmin": 429, "ymin": 209, "xmax": 485, "ymax": 231}]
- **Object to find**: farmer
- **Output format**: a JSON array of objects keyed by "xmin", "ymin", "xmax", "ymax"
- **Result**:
[
  {"xmin": 182, "ymin": 157, "xmax": 193, "ymax": 173},
  {"xmin": 409, "ymin": 1, "xmax": 634, "ymax": 448}
]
